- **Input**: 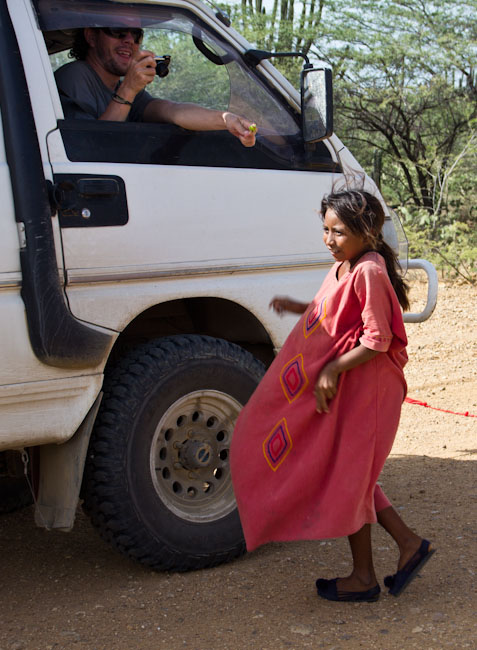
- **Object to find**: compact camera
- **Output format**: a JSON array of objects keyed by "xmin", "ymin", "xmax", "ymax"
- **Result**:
[{"xmin": 155, "ymin": 55, "xmax": 171, "ymax": 78}]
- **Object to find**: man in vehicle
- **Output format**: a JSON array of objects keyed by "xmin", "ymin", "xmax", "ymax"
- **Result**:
[{"xmin": 55, "ymin": 26, "xmax": 256, "ymax": 147}]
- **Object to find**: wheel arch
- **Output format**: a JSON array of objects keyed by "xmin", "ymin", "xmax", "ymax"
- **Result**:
[{"xmin": 107, "ymin": 296, "xmax": 276, "ymax": 370}]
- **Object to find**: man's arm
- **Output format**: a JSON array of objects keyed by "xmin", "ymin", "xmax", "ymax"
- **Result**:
[
  {"xmin": 97, "ymin": 50, "xmax": 157, "ymax": 121},
  {"xmin": 143, "ymin": 99, "xmax": 256, "ymax": 147}
]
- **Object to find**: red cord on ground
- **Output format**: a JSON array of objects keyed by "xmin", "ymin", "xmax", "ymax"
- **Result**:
[{"xmin": 405, "ymin": 397, "xmax": 477, "ymax": 418}]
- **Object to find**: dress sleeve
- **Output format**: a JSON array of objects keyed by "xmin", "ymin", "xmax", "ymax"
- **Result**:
[{"xmin": 353, "ymin": 261, "xmax": 396, "ymax": 352}]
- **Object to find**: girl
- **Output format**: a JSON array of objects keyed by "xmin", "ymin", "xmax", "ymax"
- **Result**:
[{"xmin": 230, "ymin": 190, "xmax": 434, "ymax": 602}]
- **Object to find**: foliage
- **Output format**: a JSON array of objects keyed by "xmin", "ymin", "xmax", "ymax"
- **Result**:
[
  {"xmin": 316, "ymin": 0, "xmax": 477, "ymax": 210},
  {"xmin": 225, "ymin": 0, "xmax": 477, "ymax": 281},
  {"xmin": 398, "ymin": 207, "xmax": 477, "ymax": 284},
  {"xmin": 144, "ymin": 31, "xmax": 230, "ymax": 109},
  {"xmin": 395, "ymin": 128, "xmax": 477, "ymax": 283},
  {"xmin": 222, "ymin": 0, "xmax": 328, "ymax": 84}
]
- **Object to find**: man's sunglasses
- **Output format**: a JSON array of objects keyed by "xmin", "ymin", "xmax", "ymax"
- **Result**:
[{"xmin": 100, "ymin": 27, "xmax": 144, "ymax": 44}]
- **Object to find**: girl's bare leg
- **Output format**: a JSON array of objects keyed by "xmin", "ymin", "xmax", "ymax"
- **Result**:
[
  {"xmin": 377, "ymin": 505, "xmax": 422, "ymax": 569},
  {"xmin": 337, "ymin": 524, "xmax": 379, "ymax": 591}
]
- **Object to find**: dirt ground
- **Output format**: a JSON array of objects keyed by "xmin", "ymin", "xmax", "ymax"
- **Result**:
[{"xmin": 0, "ymin": 276, "xmax": 476, "ymax": 650}]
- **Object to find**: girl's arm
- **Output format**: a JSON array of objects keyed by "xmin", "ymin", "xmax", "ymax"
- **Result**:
[
  {"xmin": 314, "ymin": 345, "xmax": 381, "ymax": 413},
  {"xmin": 269, "ymin": 296, "xmax": 309, "ymax": 315}
]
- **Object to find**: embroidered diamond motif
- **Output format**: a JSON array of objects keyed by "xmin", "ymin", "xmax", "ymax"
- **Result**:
[
  {"xmin": 280, "ymin": 354, "xmax": 309, "ymax": 403},
  {"xmin": 304, "ymin": 297, "xmax": 326, "ymax": 338},
  {"xmin": 263, "ymin": 418, "xmax": 293, "ymax": 471}
]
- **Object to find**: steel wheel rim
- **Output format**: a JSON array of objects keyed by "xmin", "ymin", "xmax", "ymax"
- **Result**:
[{"xmin": 150, "ymin": 390, "xmax": 242, "ymax": 523}]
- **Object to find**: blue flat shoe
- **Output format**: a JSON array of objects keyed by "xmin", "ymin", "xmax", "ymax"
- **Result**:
[
  {"xmin": 385, "ymin": 539, "xmax": 436, "ymax": 597},
  {"xmin": 316, "ymin": 578, "xmax": 381, "ymax": 602}
]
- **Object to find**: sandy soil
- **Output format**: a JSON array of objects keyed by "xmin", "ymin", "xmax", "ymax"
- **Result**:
[{"xmin": 0, "ymin": 277, "xmax": 476, "ymax": 650}]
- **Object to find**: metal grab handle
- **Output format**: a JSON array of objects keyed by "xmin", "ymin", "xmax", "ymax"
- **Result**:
[{"xmin": 403, "ymin": 259, "xmax": 438, "ymax": 323}]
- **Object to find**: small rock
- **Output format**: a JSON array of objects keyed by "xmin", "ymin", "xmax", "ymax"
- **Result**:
[
  {"xmin": 432, "ymin": 612, "xmax": 445, "ymax": 621},
  {"xmin": 60, "ymin": 631, "xmax": 80, "ymax": 641},
  {"xmin": 290, "ymin": 623, "xmax": 313, "ymax": 636},
  {"xmin": 412, "ymin": 626, "xmax": 423, "ymax": 633}
]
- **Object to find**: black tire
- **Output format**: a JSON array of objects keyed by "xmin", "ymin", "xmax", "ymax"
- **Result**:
[
  {"xmin": 82, "ymin": 335, "xmax": 265, "ymax": 571},
  {"xmin": 0, "ymin": 477, "xmax": 33, "ymax": 514}
]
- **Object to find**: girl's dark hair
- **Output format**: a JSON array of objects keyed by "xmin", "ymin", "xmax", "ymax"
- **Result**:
[
  {"xmin": 321, "ymin": 190, "xmax": 410, "ymax": 311},
  {"xmin": 69, "ymin": 29, "xmax": 90, "ymax": 61}
]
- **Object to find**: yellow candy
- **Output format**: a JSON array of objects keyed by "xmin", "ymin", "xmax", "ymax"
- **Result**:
[{"xmin": 248, "ymin": 123, "xmax": 257, "ymax": 133}]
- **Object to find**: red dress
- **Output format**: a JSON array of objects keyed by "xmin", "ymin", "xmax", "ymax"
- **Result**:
[{"xmin": 230, "ymin": 252, "xmax": 408, "ymax": 551}]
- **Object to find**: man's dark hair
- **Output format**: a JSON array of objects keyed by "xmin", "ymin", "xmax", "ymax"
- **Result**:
[{"xmin": 69, "ymin": 29, "xmax": 89, "ymax": 61}]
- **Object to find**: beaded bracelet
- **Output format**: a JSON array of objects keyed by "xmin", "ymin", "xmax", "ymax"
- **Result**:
[{"xmin": 112, "ymin": 93, "xmax": 132, "ymax": 106}]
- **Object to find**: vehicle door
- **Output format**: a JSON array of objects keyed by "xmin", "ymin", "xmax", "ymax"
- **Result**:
[{"xmin": 35, "ymin": 0, "xmax": 341, "ymax": 332}]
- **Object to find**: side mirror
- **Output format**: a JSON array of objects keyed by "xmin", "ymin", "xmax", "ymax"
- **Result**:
[{"xmin": 301, "ymin": 67, "xmax": 333, "ymax": 143}]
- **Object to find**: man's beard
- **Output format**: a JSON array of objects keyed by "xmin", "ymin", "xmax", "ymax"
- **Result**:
[
  {"xmin": 94, "ymin": 38, "xmax": 130, "ymax": 77},
  {"xmin": 103, "ymin": 55, "xmax": 129, "ymax": 78}
]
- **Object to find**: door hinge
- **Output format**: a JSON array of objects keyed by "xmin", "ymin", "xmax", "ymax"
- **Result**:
[{"xmin": 17, "ymin": 221, "xmax": 26, "ymax": 248}]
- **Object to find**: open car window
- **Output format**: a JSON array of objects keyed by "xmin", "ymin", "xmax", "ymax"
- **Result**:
[{"xmin": 35, "ymin": 0, "xmax": 337, "ymax": 171}]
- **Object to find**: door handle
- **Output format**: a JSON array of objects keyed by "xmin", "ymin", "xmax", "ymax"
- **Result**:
[
  {"xmin": 52, "ymin": 174, "xmax": 128, "ymax": 227},
  {"xmin": 77, "ymin": 178, "xmax": 119, "ymax": 197}
]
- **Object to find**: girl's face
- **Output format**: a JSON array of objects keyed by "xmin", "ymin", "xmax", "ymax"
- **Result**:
[{"xmin": 322, "ymin": 208, "xmax": 370, "ymax": 265}]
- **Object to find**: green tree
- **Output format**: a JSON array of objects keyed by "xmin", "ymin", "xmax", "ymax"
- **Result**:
[
  {"xmin": 314, "ymin": 0, "xmax": 477, "ymax": 279},
  {"xmin": 226, "ymin": 0, "xmax": 476, "ymax": 279},
  {"xmin": 223, "ymin": 0, "xmax": 327, "ymax": 83},
  {"xmin": 144, "ymin": 31, "xmax": 230, "ymax": 109},
  {"xmin": 313, "ymin": 0, "xmax": 476, "ymax": 211}
]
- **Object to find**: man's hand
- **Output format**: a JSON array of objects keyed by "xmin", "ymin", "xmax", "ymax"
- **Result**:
[
  {"xmin": 120, "ymin": 49, "xmax": 157, "ymax": 98},
  {"xmin": 223, "ymin": 112, "xmax": 256, "ymax": 147}
]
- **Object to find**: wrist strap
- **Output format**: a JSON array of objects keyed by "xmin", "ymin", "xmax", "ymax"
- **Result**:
[{"xmin": 112, "ymin": 92, "xmax": 132, "ymax": 106}]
